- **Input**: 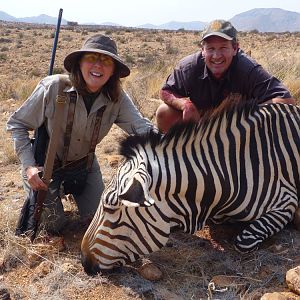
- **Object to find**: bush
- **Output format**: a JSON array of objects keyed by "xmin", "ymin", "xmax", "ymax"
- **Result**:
[{"xmin": 0, "ymin": 53, "xmax": 8, "ymax": 61}]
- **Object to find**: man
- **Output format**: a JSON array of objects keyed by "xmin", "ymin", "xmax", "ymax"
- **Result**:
[{"xmin": 156, "ymin": 20, "xmax": 295, "ymax": 133}]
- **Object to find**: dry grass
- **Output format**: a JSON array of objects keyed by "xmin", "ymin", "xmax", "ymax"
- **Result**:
[{"xmin": 0, "ymin": 23, "xmax": 299, "ymax": 300}]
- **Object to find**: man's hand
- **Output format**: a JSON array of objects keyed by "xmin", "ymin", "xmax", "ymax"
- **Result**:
[
  {"xmin": 26, "ymin": 166, "xmax": 48, "ymax": 191},
  {"xmin": 182, "ymin": 100, "xmax": 201, "ymax": 122}
]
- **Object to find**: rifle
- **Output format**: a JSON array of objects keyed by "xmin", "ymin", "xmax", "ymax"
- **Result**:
[
  {"xmin": 49, "ymin": 8, "xmax": 63, "ymax": 76},
  {"xmin": 15, "ymin": 8, "xmax": 64, "ymax": 242}
]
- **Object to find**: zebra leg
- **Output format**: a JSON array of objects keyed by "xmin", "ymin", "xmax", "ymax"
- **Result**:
[{"xmin": 234, "ymin": 209, "xmax": 295, "ymax": 253}]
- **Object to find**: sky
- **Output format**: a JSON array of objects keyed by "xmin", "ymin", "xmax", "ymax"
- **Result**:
[{"xmin": 1, "ymin": 0, "xmax": 300, "ymax": 26}]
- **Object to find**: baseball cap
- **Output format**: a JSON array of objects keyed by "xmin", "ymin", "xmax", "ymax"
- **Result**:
[{"xmin": 201, "ymin": 20, "xmax": 237, "ymax": 41}]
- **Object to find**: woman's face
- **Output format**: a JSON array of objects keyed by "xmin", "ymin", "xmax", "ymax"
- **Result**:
[{"xmin": 80, "ymin": 53, "xmax": 115, "ymax": 93}]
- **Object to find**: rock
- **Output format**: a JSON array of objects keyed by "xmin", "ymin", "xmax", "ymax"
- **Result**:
[
  {"xmin": 210, "ymin": 275, "xmax": 235, "ymax": 287},
  {"xmin": 138, "ymin": 262, "xmax": 163, "ymax": 281},
  {"xmin": 286, "ymin": 265, "xmax": 300, "ymax": 295},
  {"xmin": 61, "ymin": 262, "xmax": 77, "ymax": 274},
  {"xmin": 261, "ymin": 292, "xmax": 299, "ymax": 299},
  {"xmin": 293, "ymin": 207, "xmax": 300, "ymax": 231},
  {"xmin": 34, "ymin": 261, "xmax": 53, "ymax": 278},
  {"xmin": 27, "ymin": 253, "xmax": 43, "ymax": 268},
  {"xmin": 48, "ymin": 236, "xmax": 66, "ymax": 252}
]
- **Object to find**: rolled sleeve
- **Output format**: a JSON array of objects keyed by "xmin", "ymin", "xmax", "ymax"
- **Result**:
[{"xmin": 6, "ymin": 79, "xmax": 49, "ymax": 170}]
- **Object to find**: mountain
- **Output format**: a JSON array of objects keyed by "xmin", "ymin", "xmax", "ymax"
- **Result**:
[
  {"xmin": 0, "ymin": 11, "xmax": 18, "ymax": 22},
  {"xmin": 100, "ymin": 22, "xmax": 122, "ymax": 27},
  {"xmin": 0, "ymin": 8, "xmax": 299, "ymax": 32},
  {"xmin": 230, "ymin": 8, "xmax": 300, "ymax": 32},
  {"xmin": 138, "ymin": 21, "xmax": 207, "ymax": 30},
  {"xmin": 18, "ymin": 14, "xmax": 68, "ymax": 25},
  {"xmin": 0, "ymin": 11, "xmax": 68, "ymax": 25}
]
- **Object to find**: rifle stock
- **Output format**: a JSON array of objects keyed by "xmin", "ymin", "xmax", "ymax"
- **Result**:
[
  {"xmin": 30, "ymin": 189, "xmax": 48, "ymax": 242},
  {"xmin": 31, "ymin": 8, "xmax": 64, "ymax": 241}
]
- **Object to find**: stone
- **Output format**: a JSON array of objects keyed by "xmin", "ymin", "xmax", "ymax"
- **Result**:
[
  {"xmin": 48, "ymin": 236, "xmax": 66, "ymax": 252},
  {"xmin": 138, "ymin": 262, "xmax": 163, "ymax": 281},
  {"xmin": 261, "ymin": 292, "xmax": 299, "ymax": 300},
  {"xmin": 286, "ymin": 265, "xmax": 300, "ymax": 295},
  {"xmin": 61, "ymin": 262, "xmax": 77, "ymax": 274},
  {"xmin": 34, "ymin": 261, "xmax": 53, "ymax": 278}
]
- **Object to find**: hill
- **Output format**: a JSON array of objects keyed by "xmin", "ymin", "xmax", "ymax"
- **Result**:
[
  {"xmin": 138, "ymin": 21, "xmax": 207, "ymax": 30},
  {"xmin": 230, "ymin": 8, "xmax": 300, "ymax": 32},
  {"xmin": 0, "ymin": 11, "xmax": 68, "ymax": 25},
  {"xmin": 0, "ymin": 8, "xmax": 299, "ymax": 32}
]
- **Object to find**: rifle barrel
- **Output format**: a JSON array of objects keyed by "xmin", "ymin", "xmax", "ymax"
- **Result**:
[{"xmin": 48, "ymin": 8, "xmax": 63, "ymax": 76}]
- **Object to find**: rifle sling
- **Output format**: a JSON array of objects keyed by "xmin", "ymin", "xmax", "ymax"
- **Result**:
[
  {"xmin": 87, "ymin": 105, "xmax": 106, "ymax": 169},
  {"xmin": 61, "ymin": 91, "xmax": 77, "ymax": 165},
  {"xmin": 42, "ymin": 91, "xmax": 67, "ymax": 185},
  {"xmin": 60, "ymin": 93, "xmax": 106, "ymax": 171}
]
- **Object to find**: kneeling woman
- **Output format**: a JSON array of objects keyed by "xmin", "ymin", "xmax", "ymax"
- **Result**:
[{"xmin": 7, "ymin": 34, "xmax": 153, "ymax": 234}]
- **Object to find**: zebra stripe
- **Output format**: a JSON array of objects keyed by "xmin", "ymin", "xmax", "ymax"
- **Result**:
[{"xmin": 81, "ymin": 102, "xmax": 300, "ymax": 273}]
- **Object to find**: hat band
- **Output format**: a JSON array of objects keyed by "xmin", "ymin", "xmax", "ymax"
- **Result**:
[{"xmin": 83, "ymin": 42, "xmax": 117, "ymax": 55}]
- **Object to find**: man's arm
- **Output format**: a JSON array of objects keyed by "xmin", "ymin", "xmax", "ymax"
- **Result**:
[
  {"xmin": 159, "ymin": 89, "xmax": 201, "ymax": 122},
  {"xmin": 160, "ymin": 89, "xmax": 187, "ymax": 111}
]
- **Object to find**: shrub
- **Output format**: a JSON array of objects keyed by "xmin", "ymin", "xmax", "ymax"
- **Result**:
[
  {"xmin": 166, "ymin": 43, "xmax": 179, "ymax": 55},
  {"xmin": 0, "ymin": 53, "xmax": 8, "ymax": 61}
]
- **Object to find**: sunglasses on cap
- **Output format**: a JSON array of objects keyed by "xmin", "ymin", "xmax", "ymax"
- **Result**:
[{"xmin": 81, "ymin": 53, "xmax": 114, "ymax": 66}]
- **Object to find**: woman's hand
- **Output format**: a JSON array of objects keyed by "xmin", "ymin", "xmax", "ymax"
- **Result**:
[{"xmin": 26, "ymin": 166, "xmax": 48, "ymax": 191}]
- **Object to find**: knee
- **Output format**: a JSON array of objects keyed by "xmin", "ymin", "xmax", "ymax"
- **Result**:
[{"xmin": 155, "ymin": 103, "xmax": 183, "ymax": 133}]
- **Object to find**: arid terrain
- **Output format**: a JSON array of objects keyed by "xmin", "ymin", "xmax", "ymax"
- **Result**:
[{"xmin": 0, "ymin": 22, "xmax": 300, "ymax": 299}]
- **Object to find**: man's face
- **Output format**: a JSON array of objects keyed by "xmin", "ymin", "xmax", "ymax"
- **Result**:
[{"xmin": 202, "ymin": 36, "xmax": 238, "ymax": 79}]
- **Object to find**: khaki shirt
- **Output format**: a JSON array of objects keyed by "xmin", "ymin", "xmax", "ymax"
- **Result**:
[{"xmin": 6, "ymin": 74, "xmax": 153, "ymax": 171}]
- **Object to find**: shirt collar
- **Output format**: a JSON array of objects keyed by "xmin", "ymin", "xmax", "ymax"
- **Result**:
[{"xmin": 66, "ymin": 86, "xmax": 110, "ymax": 112}]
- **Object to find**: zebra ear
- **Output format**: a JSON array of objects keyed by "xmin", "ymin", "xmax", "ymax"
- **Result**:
[{"xmin": 119, "ymin": 177, "xmax": 154, "ymax": 207}]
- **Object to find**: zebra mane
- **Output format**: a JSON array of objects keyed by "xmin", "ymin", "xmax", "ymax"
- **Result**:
[
  {"xmin": 120, "ymin": 96, "xmax": 259, "ymax": 159},
  {"xmin": 119, "ymin": 129, "xmax": 164, "ymax": 159}
]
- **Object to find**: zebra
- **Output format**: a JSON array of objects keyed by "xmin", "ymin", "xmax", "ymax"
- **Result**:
[{"xmin": 81, "ymin": 101, "xmax": 300, "ymax": 274}]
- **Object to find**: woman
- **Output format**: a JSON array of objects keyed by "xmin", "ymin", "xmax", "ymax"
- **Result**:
[{"xmin": 7, "ymin": 34, "xmax": 153, "ymax": 234}]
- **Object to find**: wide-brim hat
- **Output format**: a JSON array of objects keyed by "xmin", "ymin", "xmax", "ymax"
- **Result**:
[
  {"xmin": 201, "ymin": 20, "xmax": 237, "ymax": 41},
  {"xmin": 64, "ymin": 34, "xmax": 130, "ymax": 78}
]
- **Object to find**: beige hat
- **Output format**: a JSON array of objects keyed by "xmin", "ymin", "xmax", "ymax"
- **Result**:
[{"xmin": 64, "ymin": 34, "xmax": 130, "ymax": 78}]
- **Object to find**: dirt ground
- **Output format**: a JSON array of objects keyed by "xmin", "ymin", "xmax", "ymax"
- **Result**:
[{"xmin": 0, "ymin": 22, "xmax": 299, "ymax": 300}]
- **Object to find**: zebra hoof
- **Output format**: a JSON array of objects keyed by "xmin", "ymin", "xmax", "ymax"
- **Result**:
[{"xmin": 293, "ymin": 206, "xmax": 300, "ymax": 231}]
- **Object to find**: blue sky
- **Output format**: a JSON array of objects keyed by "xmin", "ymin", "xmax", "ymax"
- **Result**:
[{"xmin": 1, "ymin": 0, "xmax": 299, "ymax": 26}]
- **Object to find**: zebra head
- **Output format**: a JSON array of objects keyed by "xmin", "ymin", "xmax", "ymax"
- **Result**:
[{"xmin": 81, "ymin": 142, "xmax": 171, "ymax": 274}]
